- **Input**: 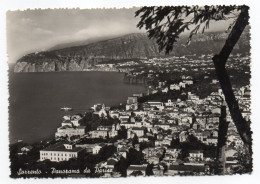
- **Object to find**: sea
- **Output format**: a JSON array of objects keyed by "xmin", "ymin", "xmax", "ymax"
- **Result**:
[{"xmin": 8, "ymin": 67, "xmax": 145, "ymax": 144}]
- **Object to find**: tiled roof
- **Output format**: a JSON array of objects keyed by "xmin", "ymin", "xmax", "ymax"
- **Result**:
[{"xmin": 42, "ymin": 142, "xmax": 84, "ymax": 152}]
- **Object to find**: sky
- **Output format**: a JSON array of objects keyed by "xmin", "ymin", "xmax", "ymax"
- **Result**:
[{"xmin": 6, "ymin": 7, "xmax": 233, "ymax": 63}]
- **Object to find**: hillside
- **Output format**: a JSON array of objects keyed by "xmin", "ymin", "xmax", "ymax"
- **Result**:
[{"xmin": 14, "ymin": 29, "xmax": 250, "ymax": 72}]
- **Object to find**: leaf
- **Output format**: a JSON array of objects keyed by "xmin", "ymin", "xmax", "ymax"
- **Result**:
[{"xmin": 135, "ymin": 5, "xmax": 239, "ymax": 54}]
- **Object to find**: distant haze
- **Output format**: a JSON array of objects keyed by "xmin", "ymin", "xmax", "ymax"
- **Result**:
[{"xmin": 6, "ymin": 8, "xmax": 233, "ymax": 63}]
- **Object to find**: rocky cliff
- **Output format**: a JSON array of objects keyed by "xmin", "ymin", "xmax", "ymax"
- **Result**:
[{"xmin": 14, "ymin": 30, "xmax": 250, "ymax": 72}]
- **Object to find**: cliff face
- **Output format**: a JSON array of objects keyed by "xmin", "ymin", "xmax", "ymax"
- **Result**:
[
  {"xmin": 14, "ymin": 31, "xmax": 250, "ymax": 72},
  {"xmin": 54, "ymin": 33, "xmax": 160, "ymax": 59},
  {"xmin": 14, "ymin": 61, "xmax": 56, "ymax": 72},
  {"xmin": 13, "ymin": 52, "xmax": 103, "ymax": 72}
]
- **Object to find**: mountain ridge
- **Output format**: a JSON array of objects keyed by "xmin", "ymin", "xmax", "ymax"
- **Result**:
[
  {"xmin": 48, "ymin": 34, "xmax": 128, "ymax": 51},
  {"xmin": 14, "ymin": 30, "xmax": 250, "ymax": 72}
]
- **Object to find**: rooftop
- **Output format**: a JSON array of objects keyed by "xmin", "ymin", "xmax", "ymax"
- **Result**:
[
  {"xmin": 41, "ymin": 142, "xmax": 84, "ymax": 152},
  {"xmin": 189, "ymin": 150, "xmax": 204, "ymax": 154}
]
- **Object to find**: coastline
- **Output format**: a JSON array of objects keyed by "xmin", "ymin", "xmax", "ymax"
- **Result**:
[{"xmin": 9, "ymin": 71, "xmax": 146, "ymax": 144}]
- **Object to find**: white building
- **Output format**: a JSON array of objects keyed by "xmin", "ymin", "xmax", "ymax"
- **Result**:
[
  {"xmin": 126, "ymin": 97, "xmax": 138, "ymax": 111},
  {"xmin": 92, "ymin": 104, "xmax": 108, "ymax": 118},
  {"xmin": 162, "ymin": 87, "xmax": 169, "ymax": 93},
  {"xmin": 170, "ymin": 84, "xmax": 180, "ymax": 91},
  {"xmin": 127, "ymin": 127, "xmax": 146, "ymax": 138},
  {"xmin": 55, "ymin": 126, "xmax": 86, "ymax": 138},
  {"xmin": 188, "ymin": 150, "xmax": 204, "ymax": 161},
  {"xmin": 40, "ymin": 142, "xmax": 85, "ymax": 162},
  {"xmin": 147, "ymin": 100, "xmax": 164, "ymax": 110},
  {"xmin": 75, "ymin": 144, "xmax": 103, "ymax": 155},
  {"xmin": 88, "ymin": 130, "xmax": 108, "ymax": 138}
]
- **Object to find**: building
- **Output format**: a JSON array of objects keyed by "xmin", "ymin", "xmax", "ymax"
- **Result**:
[
  {"xmin": 170, "ymin": 84, "xmax": 180, "ymax": 91},
  {"xmin": 152, "ymin": 164, "xmax": 165, "ymax": 176},
  {"xmin": 183, "ymin": 79, "xmax": 193, "ymax": 85},
  {"xmin": 161, "ymin": 87, "xmax": 169, "ymax": 93},
  {"xmin": 165, "ymin": 99, "xmax": 176, "ymax": 107},
  {"xmin": 120, "ymin": 122, "xmax": 135, "ymax": 129},
  {"xmin": 40, "ymin": 142, "xmax": 85, "ymax": 162},
  {"xmin": 188, "ymin": 150, "xmax": 204, "ymax": 161},
  {"xmin": 75, "ymin": 144, "xmax": 103, "ymax": 154},
  {"xmin": 154, "ymin": 124, "xmax": 170, "ymax": 130},
  {"xmin": 70, "ymin": 115, "xmax": 84, "ymax": 126},
  {"xmin": 179, "ymin": 131, "xmax": 188, "ymax": 142},
  {"xmin": 127, "ymin": 96, "xmax": 138, "ymax": 104},
  {"xmin": 108, "ymin": 124, "xmax": 120, "ymax": 137},
  {"xmin": 109, "ymin": 111, "xmax": 120, "ymax": 119},
  {"xmin": 179, "ymin": 82, "xmax": 186, "ymax": 88},
  {"xmin": 138, "ymin": 136, "xmax": 149, "ymax": 142},
  {"xmin": 89, "ymin": 130, "xmax": 108, "ymax": 138},
  {"xmin": 133, "ymin": 93, "xmax": 143, "ymax": 98},
  {"xmin": 55, "ymin": 126, "xmax": 86, "ymax": 138},
  {"xmin": 92, "ymin": 104, "xmax": 108, "ymax": 118},
  {"xmin": 126, "ymin": 103, "xmax": 138, "ymax": 111},
  {"xmin": 126, "ymin": 97, "xmax": 138, "ymax": 111},
  {"xmin": 61, "ymin": 115, "xmax": 83, "ymax": 127},
  {"xmin": 127, "ymin": 127, "xmax": 146, "ymax": 138},
  {"xmin": 147, "ymin": 100, "xmax": 164, "ymax": 110}
]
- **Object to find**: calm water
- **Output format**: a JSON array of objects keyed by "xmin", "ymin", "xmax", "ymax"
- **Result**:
[{"xmin": 9, "ymin": 70, "xmax": 145, "ymax": 144}]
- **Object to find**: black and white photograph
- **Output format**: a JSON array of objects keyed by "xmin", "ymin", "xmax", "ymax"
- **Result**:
[{"xmin": 1, "ymin": 0, "xmax": 260, "ymax": 183}]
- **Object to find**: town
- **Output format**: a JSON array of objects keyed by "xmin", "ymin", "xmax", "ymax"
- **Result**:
[{"xmin": 10, "ymin": 53, "xmax": 251, "ymax": 178}]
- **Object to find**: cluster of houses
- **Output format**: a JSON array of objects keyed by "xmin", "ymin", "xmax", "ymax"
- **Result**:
[
  {"xmin": 55, "ymin": 115, "xmax": 86, "ymax": 139},
  {"xmin": 121, "ymin": 54, "xmax": 250, "ymax": 91},
  {"xmin": 39, "ymin": 77, "xmax": 250, "ymax": 176},
  {"xmin": 147, "ymin": 75, "xmax": 194, "ymax": 95}
]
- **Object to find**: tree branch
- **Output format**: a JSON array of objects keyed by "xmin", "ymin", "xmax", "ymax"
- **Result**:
[
  {"xmin": 213, "ymin": 56, "xmax": 252, "ymax": 149},
  {"xmin": 218, "ymin": 6, "xmax": 249, "ymax": 63}
]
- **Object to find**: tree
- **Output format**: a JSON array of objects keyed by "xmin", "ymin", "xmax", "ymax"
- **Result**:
[
  {"xmin": 98, "ymin": 145, "xmax": 117, "ymax": 161},
  {"xmin": 117, "ymin": 157, "xmax": 128, "ymax": 177},
  {"xmin": 127, "ymin": 148, "xmax": 143, "ymax": 165},
  {"xmin": 118, "ymin": 126, "xmax": 127, "ymax": 139},
  {"xmin": 130, "ymin": 170, "xmax": 143, "ymax": 176},
  {"xmin": 145, "ymin": 163, "xmax": 154, "ymax": 176},
  {"xmin": 232, "ymin": 145, "xmax": 253, "ymax": 174},
  {"xmin": 135, "ymin": 5, "xmax": 252, "ymax": 151}
]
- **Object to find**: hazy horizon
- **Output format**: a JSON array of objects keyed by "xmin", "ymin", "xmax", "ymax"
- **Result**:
[{"xmin": 7, "ymin": 7, "xmax": 233, "ymax": 63}]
